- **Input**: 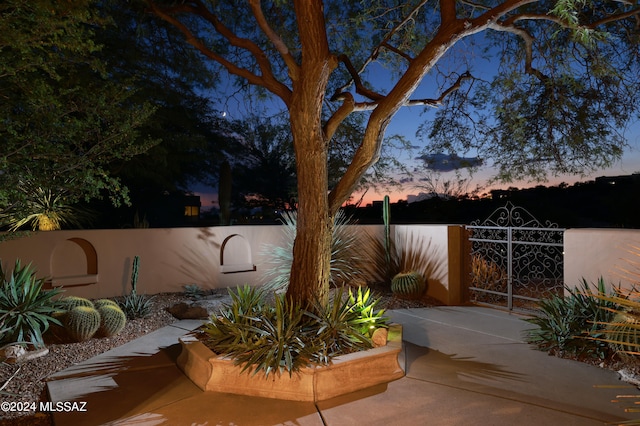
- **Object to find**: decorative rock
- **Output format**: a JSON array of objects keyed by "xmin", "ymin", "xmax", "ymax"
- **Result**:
[
  {"xmin": 167, "ymin": 303, "xmax": 209, "ymax": 319},
  {"xmin": 2, "ymin": 345, "xmax": 26, "ymax": 363},
  {"xmin": 372, "ymin": 328, "xmax": 388, "ymax": 348},
  {"xmin": 1, "ymin": 345, "xmax": 49, "ymax": 364}
]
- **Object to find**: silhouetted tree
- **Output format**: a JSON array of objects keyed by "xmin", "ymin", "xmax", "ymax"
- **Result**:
[{"xmin": 147, "ymin": 0, "xmax": 640, "ymax": 307}]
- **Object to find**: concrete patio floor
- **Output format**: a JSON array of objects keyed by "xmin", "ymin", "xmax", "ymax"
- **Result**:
[{"xmin": 47, "ymin": 306, "xmax": 640, "ymax": 425}]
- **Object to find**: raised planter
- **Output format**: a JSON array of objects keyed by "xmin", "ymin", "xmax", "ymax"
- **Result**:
[{"xmin": 177, "ymin": 324, "xmax": 404, "ymax": 402}]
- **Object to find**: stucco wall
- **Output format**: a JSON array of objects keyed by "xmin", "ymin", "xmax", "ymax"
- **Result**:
[
  {"xmin": 0, "ymin": 227, "xmax": 284, "ymax": 299},
  {"xmin": 0, "ymin": 224, "xmax": 461, "ymax": 303},
  {"xmin": 564, "ymin": 228, "xmax": 640, "ymax": 292}
]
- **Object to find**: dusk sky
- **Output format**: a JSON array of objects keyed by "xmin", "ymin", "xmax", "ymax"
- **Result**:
[
  {"xmin": 194, "ymin": 102, "xmax": 640, "ymax": 210},
  {"xmin": 193, "ymin": 37, "xmax": 640, "ymax": 210}
]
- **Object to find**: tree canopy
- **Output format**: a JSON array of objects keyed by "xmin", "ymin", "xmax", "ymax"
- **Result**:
[
  {"xmin": 0, "ymin": 0, "xmax": 158, "ymax": 221},
  {"xmin": 123, "ymin": 1, "xmax": 640, "ymax": 304},
  {"xmin": 1, "ymin": 1, "xmax": 234, "ymax": 229}
]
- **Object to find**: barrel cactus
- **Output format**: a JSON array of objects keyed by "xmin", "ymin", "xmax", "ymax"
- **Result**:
[
  {"xmin": 94, "ymin": 299, "xmax": 119, "ymax": 309},
  {"xmin": 59, "ymin": 296, "xmax": 94, "ymax": 311},
  {"xmin": 391, "ymin": 271, "xmax": 426, "ymax": 299},
  {"xmin": 97, "ymin": 305, "xmax": 127, "ymax": 337},
  {"xmin": 607, "ymin": 311, "xmax": 640, "ymax": 363},
  {"xmin": 65, "ymin": 306, "xmax": 101, "ymax": 342}
]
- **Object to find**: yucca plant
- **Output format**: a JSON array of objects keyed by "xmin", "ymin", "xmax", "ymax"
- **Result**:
[
  {"xmin": 583, "ymin": 289, "xmax": 640, "ymax": 362},
  {"xmin": 1, "ymin": 183, "xmax": 88, "ymax": 231},
  {"xmin": 201, "ymin": 286, "xmax": 318, "ymax": 377},
  {"xmin": 261, "ymin": 210, "xmax": 363, "ymax": 293},
  {"xmin": 0, "ymin": 260, "xmax": 63, "ymax": 348}
]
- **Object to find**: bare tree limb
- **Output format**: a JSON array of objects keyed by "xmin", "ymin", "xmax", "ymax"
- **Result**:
[
  {"xmin": 147, "ymin": 1, "xmax": 292, "ymax": 104},
  {"xmin": 331, "ymin": 0, "xmax": 430, "ymax": 100},
  {"xmin": 323, "ymin": 94, "xmax": 355, "ymax": 142},
  {"xmin": 406, "ymin": 71, "xmax": 474, "ymax": 107},
  {"xmin": 331, "ymin": 55, "xmax": 384, "ymax": 102},
  {"xmin": 248, "ymin": 0, "xmax": 300, "ymax": 82}
]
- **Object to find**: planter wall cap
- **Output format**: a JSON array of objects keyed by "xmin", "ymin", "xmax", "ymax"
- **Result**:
[{"xmin": 177, "ymin": 323, "xmax": 404, "ymax": 402}]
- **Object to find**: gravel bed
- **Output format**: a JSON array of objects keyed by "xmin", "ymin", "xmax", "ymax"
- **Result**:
[
  {"xmin": 0, "ymin": 292, "xmax": 197, "ymax": 426},
  {"xmin": 0, "ymin": 288, "xmax": 438, "ymax": 426}
]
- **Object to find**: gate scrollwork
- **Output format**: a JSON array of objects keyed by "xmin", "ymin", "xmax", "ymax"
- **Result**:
[{"xmin": 467, "ymin": 202, "xmax": 564, "ymax": 311}]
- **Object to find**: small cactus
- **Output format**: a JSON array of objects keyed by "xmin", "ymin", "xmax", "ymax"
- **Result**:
[
  {"xmin": 391, "ymin": 271, "xmax": 426, "ymax": 299},
  {"xmin": 130, "ymin": 256, "xmax": 140, "ymax": 295},
  {"xmin": 97, "ymin": 305, "xmax": 127, "ymax": 337},
  {"xmin": 94, "ymin": 299, "xmax": 119, "ymax": 309},
  {"xmin": 65, "ymin": 306, "xmax": 101, "ymax": 342},
  {"xmin": 59, "ymin": 296, "xmax": 94, "ymax": 311},
  {"xmin": 607, "ymin": 311, "xmax": 640, "ymax": 362}
]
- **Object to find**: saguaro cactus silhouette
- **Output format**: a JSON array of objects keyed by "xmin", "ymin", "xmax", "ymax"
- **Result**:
[{"xmin": 218, "ymin": 160, "xmax": 232, "ymax": 225}]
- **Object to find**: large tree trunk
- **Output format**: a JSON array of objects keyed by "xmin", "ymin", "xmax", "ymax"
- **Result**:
[
  {"xmin": 285, "ymin": 0, "xmax": 335, "ymax": 308},
  {"xmin": 286, "ymin": 118, "xmax": 332, "ymax": 308},
  {"xmin": 285, "ymin": 79, "xmax": 333, "ymax": 308}
]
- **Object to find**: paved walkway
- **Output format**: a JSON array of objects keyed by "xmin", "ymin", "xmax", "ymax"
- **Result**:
[{"xmin": 47, "ymin": 306, "xmax": 640, "ymax": 425}]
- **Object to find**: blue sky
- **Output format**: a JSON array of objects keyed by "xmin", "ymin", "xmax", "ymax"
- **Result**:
[{"xmin": 195, "ymin": 32, "xmax": 640, "ymax": 208}]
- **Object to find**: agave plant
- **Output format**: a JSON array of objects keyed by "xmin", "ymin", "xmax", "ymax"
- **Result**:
[
  {"xmin": 260, "ymin": 210, "xmax": 363, "ymax": 293},
  {"xmin": 306, "ymin": 287, "xmax": 388, "ymax": 363},
  {"xmin": 524, "ymin": 277, "xmax": 619, "ymax": 359},
  {"xmin": 0, "ymin": 260, "xmax": 63, "ymax": 348}
]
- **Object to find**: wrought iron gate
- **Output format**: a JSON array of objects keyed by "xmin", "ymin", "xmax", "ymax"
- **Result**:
[{"xmin": 466, "ymin": 202, "xmax": 565, "ymax": 311}]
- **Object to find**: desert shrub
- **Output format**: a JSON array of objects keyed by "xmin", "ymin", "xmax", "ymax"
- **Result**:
[
  {"xmin": 0, "ymin": 260, "xmax": 63, "ymax": 348},
  {"xmin": 183, "ymin": 284, "xmax": 205, "ymax": 299},
  {"xmin": 200, "ymin": 286, "xmax": 388, "ymax": 377},
  {"xmin": 470, "ymin": 254, "xmax": 506, "ymax": 292},
  {"xmin": 525, "ymin": 278, "xmax": 618, "ymax": 359}
]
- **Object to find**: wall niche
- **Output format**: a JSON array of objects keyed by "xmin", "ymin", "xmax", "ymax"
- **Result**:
[{"xmin": 49, "ymin": 238, "xmax": 99, "ymax": 287}]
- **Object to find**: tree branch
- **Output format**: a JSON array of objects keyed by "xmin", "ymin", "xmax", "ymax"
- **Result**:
[
  {"xmin": 330, "ymin": 0, "xmax": 430, "ymax": 101},
  {"xmin": 323, "ymin": 94, "xmax": 355, "ymax": 142},
  {"xmin": 248, "ymin": 0, "xmax": 300, "ymax": 82},
  {"xmin": 147, "ymin": 1, "xmax": 292, "ymax": 105},
  {"xmin": 331, "ymin": 55, "xmax": 384, "ymax": 102},
  {"xmin": 406, "ymin": 71, "xmax": 474, "ymax": 107},
  {"xmin": 490, "ymin": 22, "xmax": 547, "ymax": 80}
]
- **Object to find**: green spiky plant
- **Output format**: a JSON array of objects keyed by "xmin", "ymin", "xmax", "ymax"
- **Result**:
[
  {"xmin": 524, "ymin": 278, "xmax": 619, "ymax": 360},
  {"xmin": 1, "ymin": 183, "xmax": 89, "ymax": 231},
  {"xmin": 0, "ymin": 260, "xmax": 63, "ymax": 348},
  {"xmin": 200, "ymin": 285, "xmax": 388, "ymax": 377},
  {"xmin": 261, "ymin": 210, "xmax": 363, "ymax": 293},
  {"xmin": 65, "ymin": 306, "xmax": 101, "ymax": 342},
  {"xmin": 183, "ymin": 284, "xmax": 205, "ymax": 300}
]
